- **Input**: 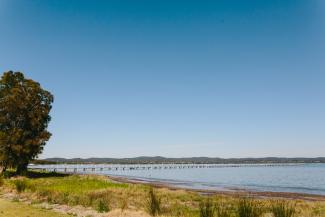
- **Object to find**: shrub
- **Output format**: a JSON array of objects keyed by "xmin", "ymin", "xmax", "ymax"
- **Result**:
[
  {"xmin": 14, "ymin": 179, "xmax": 28, "ymax": 193},
  {"xmin": 271, "ymin": 201, "xmax": 296, "ymax": 217},
  {"xmin": 146, "ymin": 188, "xmax": 161, "ymax": 216},
  {"xmin": 2, "ymin": 171, "xmax": 12, "ymax": 179},
  {"xmin": 199, "ymin": 198, "xmax": 215, "ymax": 217},
  {"xmin": 96, "ymin": 198, "xmax": 110, "ymax": 213},
  {"xmin": 236, "ymin": 198, "xmax": 263, "ymax": 217}
]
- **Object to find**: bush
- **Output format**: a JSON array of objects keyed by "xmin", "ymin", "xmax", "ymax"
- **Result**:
[
  {"xmin": 14, "ymin": 179, "xmax": 28, "ymax": 193},
  {"xmin": 96, "ymin": 198, "xmax": 110, "ymax": 213},
  {"xmin": 271, "ymin": 201, "xmax": 296, "ymax": 217},
  {"xmin": 236, "ymin": 198, "xmax": 263, "ymax": 217},
  {"xmin": 199, "ymin": 198, "xmax": 215, "ymax": 217},
  {"xmin": 146, "ymin": 188, "xmax": 161, "ymax": 216},
  {"xmin": 2, "ymin": 171, "xmax": 12, "ymax": 179}
]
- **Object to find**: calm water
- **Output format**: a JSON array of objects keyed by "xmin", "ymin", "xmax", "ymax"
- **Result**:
[{"xmin": 30, "ymin": 163, "xmax": 325, "ymax": 195}]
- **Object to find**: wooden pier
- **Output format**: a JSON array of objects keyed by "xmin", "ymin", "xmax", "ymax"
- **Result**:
[{"xmin": 28, "ymin": 163, "xmax": 301, "ymax": 174}]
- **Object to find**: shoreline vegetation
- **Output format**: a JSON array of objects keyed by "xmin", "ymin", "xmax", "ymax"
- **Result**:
[
  {"xmin": 107, "ymin": 175, "xmax": 325, "ymax": 201},
  {"xmin": 1, "ymin": 171, "xmax": 325, "ymax": 217}
]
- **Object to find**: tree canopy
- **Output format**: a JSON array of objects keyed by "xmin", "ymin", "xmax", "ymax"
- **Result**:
[{"xmin": 0, "ymin": 71, "xmax": 53, "ymax": 175}]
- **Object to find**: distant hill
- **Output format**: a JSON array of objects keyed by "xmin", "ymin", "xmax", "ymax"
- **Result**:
[{"xmin": 34, "ymin": 156, "xmax": 325, "ymax": 164}]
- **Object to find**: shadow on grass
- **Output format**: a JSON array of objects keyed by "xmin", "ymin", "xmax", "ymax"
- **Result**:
[
  {"xmin": 27, "ymin": 170, "xmax": 70, "ymax": 178},
  {"xmin": 3, "ymin": 170, "xmax": 70, "ymax": 179}
]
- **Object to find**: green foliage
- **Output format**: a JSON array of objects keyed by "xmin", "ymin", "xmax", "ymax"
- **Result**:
[
  {"xmin": 31, "ymin": 175, "xmax": 127, "ymax": 194},
  {"xmin": 146, "ymin": 188, "xmax": 161, "ymax": 216},
  {"xmin": 9, "ymin": 174, "xmax": 127, "ymax": 211},
  {"xmin": 14, "ymin": 179, "xmax": 28, "ymax": 193},
  {"xmin": 95, "ymin": 198, "xmax": 110, "ymax": 213},
  {"xmin": 236, "ymin": 198, "xmax": 263, "ymax": 217},
  {"xmin": 271, "ymin": 201, "xmax": 296, "ymax": 217},
  {"xmin": 1, "ymin": 170, "xmax": 14, "ymax": 178},
  {"xmin": 199, "ymin": 198, "xmax": 215, "ymax": 217},
  {"xmin": 0, "ymin": 71, "xmax": 54, "ymax": 175}
]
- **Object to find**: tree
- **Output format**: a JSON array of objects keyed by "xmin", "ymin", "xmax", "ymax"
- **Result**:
[{"xmin": 0, "ymin": 71, "xmax": 53, "ymax": 175}]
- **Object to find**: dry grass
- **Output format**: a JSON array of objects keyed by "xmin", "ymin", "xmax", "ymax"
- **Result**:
[
  {"xmin": 271, "ymin": 200, "xmax": 296, "ymax": 217},
  {"xmin": 236, "ymin": 198, "xmax": 264, "ymax": 217},
  {"xmin": 0, "ymin": 198, "xmax": 69, "ymax": 217},
  {"xmin": 199, "ymin": 198, "xmax": 216, "ymax": 217}
]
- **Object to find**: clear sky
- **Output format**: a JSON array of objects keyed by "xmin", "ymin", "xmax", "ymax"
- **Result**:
[{"xmin": 0, "ymin": 0, "xmax": 324, "ymax": 158}]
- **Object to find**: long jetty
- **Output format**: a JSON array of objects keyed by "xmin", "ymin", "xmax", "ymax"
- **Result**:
[{"xmin": 28, "ymin": 163, "xmax": 302, "ymax": 173}]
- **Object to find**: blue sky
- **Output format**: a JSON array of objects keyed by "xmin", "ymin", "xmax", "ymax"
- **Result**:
[{"xmin": 0, "ymin": 0, "xmax": 324, "ymax": 158}]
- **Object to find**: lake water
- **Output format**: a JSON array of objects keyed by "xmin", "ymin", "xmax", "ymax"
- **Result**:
[{"xmin": 29, "ymin": 163, "xmax": 325, "ymax": 196}]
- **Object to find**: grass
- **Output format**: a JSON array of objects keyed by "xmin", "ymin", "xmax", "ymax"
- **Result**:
[
  {"xmin": 146, "ymin": 188, "xmax": 162, "ymax": 216},
  {"xmin": 271, "ymin": 201, "xmax": 296, "ymax": 217},
  {"xmin": 236, "ymin": 198, "xmax": 263, "ymax": 217},
  {"xmin": 0, "ymin": 198, "xmax": 69, "ymax": 217},
  {"xmin": 29, "ymin": 174, "xmax": 127, "ymax": 194},
  {"xmin": 96, "ymin": 198, "xmax": 110, "ymax": 212},
  {"xmin": 199, "ymin": 198, "xmax": 215, "ymax": 217},
  {"xmin": 0, "ymin": 171, "xmax": 325, "ymax": 217},
  {"xmin": 13, "ymin": 179, "xmax": 28, "ymax": 193},
  {"xmin": 21, "ymin": 174, "xmax": 128, "ymax": 209},
  {"xmin": 215, "ymin": 200, "xmax": 232, "ymax": 217}
]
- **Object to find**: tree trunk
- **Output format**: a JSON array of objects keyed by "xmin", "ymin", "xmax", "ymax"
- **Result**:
[{"xmin": 16, "ymin": 163, "xmax": 28, "ymax": 176}]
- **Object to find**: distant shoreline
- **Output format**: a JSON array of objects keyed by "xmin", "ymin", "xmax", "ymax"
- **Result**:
[{"xmin": 34, "ymin": 156, "xmax": 325, "ymax": 165}]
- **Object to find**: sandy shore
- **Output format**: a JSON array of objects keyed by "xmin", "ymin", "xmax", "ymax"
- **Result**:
[{"xmin": 107, "ymin": 175, "xmax": 325, "ymax": 201}]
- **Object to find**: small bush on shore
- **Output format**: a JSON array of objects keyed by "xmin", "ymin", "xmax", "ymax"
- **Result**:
[
  {"xmin": 199, "ymin": 198, "xmax": 215, "ymax": 217},
  {"xmin": 146, "ymin": 188, "xmax": 161, "ymax": 216},
  {"xmin": 236, "ymin": 198, "xmax": 263, "ymax": 217},
  {"xmin": 96, "ymin": 198, "xmax": 110, "ymax": 213},
  {"xmin": 14, "ymin": 179, "xmax": 28, "ymax": 193},
  {"xmin": 271, "ymin": 201, "xmax": 296, "ymax": 217},
  {"xmin": 2, "ymin": 170, "xmax": 13, "ymax": 178}
]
